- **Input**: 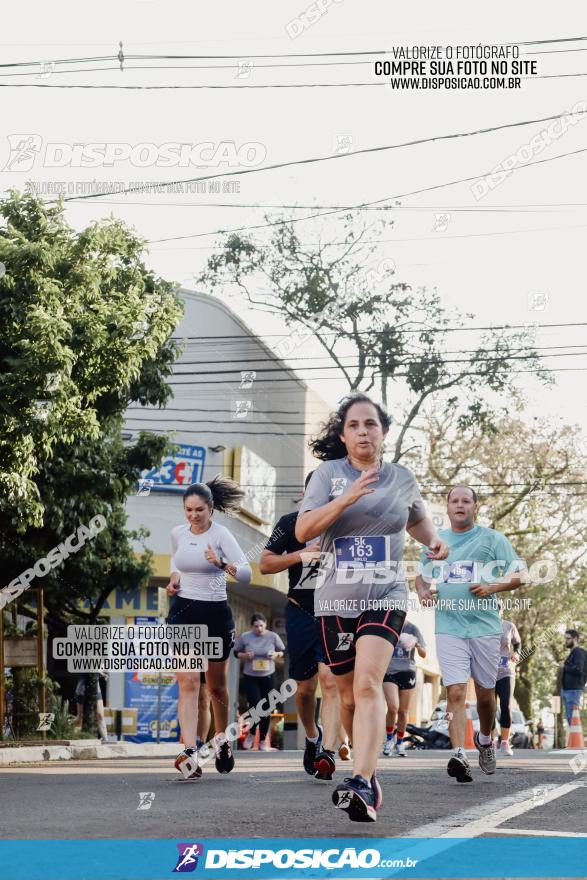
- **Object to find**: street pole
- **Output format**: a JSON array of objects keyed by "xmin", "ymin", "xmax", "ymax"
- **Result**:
[
  {"xmin": 156, "ymin": 594, "xmax": 166, "ymax": 744},
  {"xmin": 156, "ymin": 672, "xmax": 162, "ymax": 743},
  {"xmin": 0, "ymin": 606, "xmax": 4, "ymax": 741},
  {"xmin": 37, "ymin": 588, "xmax": 46, "ymax": 740}
]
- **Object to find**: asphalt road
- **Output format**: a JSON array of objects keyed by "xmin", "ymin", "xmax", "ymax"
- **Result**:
[{"xmin": 1, "ymin": 749, "xmax": 585, "ymax": 840}]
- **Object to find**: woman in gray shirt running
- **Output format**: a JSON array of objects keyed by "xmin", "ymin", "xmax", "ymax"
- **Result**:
[
  {"xmin": 234, "ymin": 613, "xmax": 285, "ymax": 751},
  {"xmin": 496, "ymin": 616, "xmax": 521, "ymax": 756},
  {"xmin": 296, "ymin": 393, "xmax": 448, "ymax": 823}
]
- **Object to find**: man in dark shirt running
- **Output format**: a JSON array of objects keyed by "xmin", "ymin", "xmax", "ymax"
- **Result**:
[
  {"xmin": 260, "ymin": 472, "xmax": 344, "ymax": 780},
  {"xmin": 561, "ymin": 629, "xmax": 587, "ymax": 726}
]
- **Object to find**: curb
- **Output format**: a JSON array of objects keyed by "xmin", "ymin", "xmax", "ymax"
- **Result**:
[{"xmin": 0, "ymin": 740, "xmax": 180, "ymax": 766}]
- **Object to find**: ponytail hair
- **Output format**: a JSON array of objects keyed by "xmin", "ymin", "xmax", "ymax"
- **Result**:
[
  {"xmin": 183, "ymin": 474, "xmax": 244, "ymax": 514},
  {"xmin": 309, "ymin": 393, "xmax": 391, "ymax": 461}
]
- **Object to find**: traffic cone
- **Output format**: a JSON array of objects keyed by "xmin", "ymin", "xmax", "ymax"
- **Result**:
[
  {"xmin": 566, "ymin": 705, "xmax": 585, "ymax": 749},
  {"xmin": 464, "ymin": 701, "xmax": 475, "ymax": 749}
]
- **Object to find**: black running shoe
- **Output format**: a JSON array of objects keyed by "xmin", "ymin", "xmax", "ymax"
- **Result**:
[
  {"xmin": 447, "ymin": 754, "xmax": 473, "ymax": 783},
  {"xmin": 313, "ymin": 748, "xmax": 336, "ymax": 780},
  {"xmin": 303, "ymin": 723, "xmax": 323, "ymax": 776},
  {"xmin": 215, "ymin": 741, "xmax": 235, "ymax": 774},
  {"xmin": 175, "ymin": 747, "xmax": 202, "ymax": 779},
  {"xmin": 332, "ymin": 775, "xmax": 377, "ymax": 822}
]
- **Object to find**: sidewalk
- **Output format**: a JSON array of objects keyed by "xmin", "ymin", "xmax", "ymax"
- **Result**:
[{"xmin": 0, "ymin": 740, "xmax": 180, "ymax": 766}]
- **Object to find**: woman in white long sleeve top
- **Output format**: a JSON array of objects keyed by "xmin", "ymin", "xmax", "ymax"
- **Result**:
[{"xmin": 167, "ymin": 475, "xmax": 252, "ymax": 777}]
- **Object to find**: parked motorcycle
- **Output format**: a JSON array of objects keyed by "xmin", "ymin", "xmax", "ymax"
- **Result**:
[{"xmin": 404, "ymin": 721, "xmax": 452, "ymax": 750}]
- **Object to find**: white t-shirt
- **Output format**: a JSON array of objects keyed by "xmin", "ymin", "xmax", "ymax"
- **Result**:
[{"xmin": 170, "ymin": 521, "xmax": 252, "ymax": 601}]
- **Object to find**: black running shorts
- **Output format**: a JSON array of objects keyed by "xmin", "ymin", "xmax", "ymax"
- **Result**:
[
  {"xmin": 319, "ymin": 608, "xmax": 406, "ymax": 677},
  {"xmin": 285, "ymin": 601, "xmax": 326, "ymax": 681},
  {"xmin": 383, "ymin": 669, "xmax": 417, "ymax": 689},
  {"xmin": 167, "ymin": 596, "xmax": 236, "ymax": 662}
]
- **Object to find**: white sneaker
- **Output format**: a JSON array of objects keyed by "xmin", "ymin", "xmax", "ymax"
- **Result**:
[
  {"xmin": 382, "ymin": 740, "xmax": 393, "ymax": 757},
  {"xmin": 395, "ymin": 741, "xmax": 406, "ymax": 757},
  {"xmin": 500, "ymin": 741, "xmax": 514, "ymax": 756},
  {"xmin": 259, "ymin": 740, "xmax": 271, "ymax": 751},
  {"xmin": 243, "ymin": 733, "xmax": 255, "ymax": 750},
  {"xmin": 198, "ymin": 742, "xmax": 211, "ymax": 759}
]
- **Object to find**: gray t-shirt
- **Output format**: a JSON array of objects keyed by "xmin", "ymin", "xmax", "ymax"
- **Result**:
[
  {"xmin": 386, "ymin": 621, "xmax": 426, "ymax": 674},
  {"xmin": 298, "ymin": 458, "xmax": 426, "ymax": 618},
  {"xmin": 233, "ymin": 629, "xmax": 286, "ymax": 677},
  {"xmin": 497, "ymin": 619, "xmax": 521, "ymax": 680}
]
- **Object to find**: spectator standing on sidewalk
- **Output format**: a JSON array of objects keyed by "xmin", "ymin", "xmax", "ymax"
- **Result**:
[{"xmin": 561, "ymin": 629, "xmax": 587, "ymax": 726}]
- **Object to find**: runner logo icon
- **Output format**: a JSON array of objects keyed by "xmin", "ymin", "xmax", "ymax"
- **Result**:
[
  {"xmin": 336, "ymin": 632, "xmax": 354, "ymax": 651},
  {"xmin": 330, "ymin": 477, "xmax": 347, "ymax": 497},
  {"xmin": 173, "ymin": 843, "xmax": 204, "ymax": 872}
]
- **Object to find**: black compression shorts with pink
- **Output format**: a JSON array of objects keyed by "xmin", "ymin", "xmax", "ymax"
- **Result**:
[{"xmin": 319, "ymin": 608, "xmax": 406, "ymax": 676}]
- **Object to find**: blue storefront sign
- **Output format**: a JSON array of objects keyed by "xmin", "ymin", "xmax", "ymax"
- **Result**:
[{"xmin": 139, "ymin": 444, "xmax": 206, "ymax": 494}]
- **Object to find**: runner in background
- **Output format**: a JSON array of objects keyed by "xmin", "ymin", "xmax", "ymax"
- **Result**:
[
  {"xmin": 338, "ymin": 725, "xmax": 352, "ymax": 761},
  {"xmin": 382, "ymin": 622, "xmax": 426, "ymax": 757},
  {"xmin": 496, "ymin": 614, "xmax": 521, "ymax": 756},
  {"xmin": 297, "ymin": 393, "xmax": 448, "ymax": 822},
  {"xmin": 260, "ymin": 472, "xmax": 346, "ymax": 780},
  {"xmin": 416, "ymin": 485, "xmax": 525, "ymax": 784},
  {"xmin": 167, "ymin": 476, "xmax": 252, "ymax": 779},
  {"xmin": 234, "ymin": 613, "xmax": 285, "ymax": 751}
]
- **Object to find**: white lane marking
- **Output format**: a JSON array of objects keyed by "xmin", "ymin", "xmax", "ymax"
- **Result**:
[
  {"xmin": 440, "ymin": 781, "xmax": 584, "ymax": 838},
  {"xmin": 389, "ymin": 781, "xmax": 586, "ymax": 877},
  {"xmin": 491, "ymin": 828, "xmax": 587, "ymax": 837},
  {"xmin": 407, "ymin": 781, "xmax": 584, "ymax": 838}
]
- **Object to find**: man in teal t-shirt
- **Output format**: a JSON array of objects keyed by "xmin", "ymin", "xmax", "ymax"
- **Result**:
[{"xmin": 415, "ymin": 485, "xmax": 525, "ymax": 785}]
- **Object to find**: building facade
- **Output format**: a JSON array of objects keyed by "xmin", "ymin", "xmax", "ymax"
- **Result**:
[
  {"xmin": 106, "ymin": 289, "xmax": 331, "ymax": 744},
  {"xmin": 101, "ymin": 289, "xmax": 443, "ymax": 745}
]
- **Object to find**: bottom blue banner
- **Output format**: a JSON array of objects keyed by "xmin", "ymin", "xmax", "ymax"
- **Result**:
[{"xmin": 0, "ymin": 838, "xmax": 585, "ymax": 879}]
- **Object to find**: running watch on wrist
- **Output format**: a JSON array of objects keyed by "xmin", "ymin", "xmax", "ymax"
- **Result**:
[{"xmin": 219, "ymin": 558, "xmax": 228, "ymax": 570}]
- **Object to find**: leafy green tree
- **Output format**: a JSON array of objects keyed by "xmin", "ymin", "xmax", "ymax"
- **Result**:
[
  {"xmin": 200, "ymin": 216, "xmax": 548, "ymax": 461},
  {"xmin": 0, "ymin": 191, "xmax": 181, "ymax": 528},
  {"xmin": 0, "ymin": 192, "xmax": 183, "ymax": 734}
]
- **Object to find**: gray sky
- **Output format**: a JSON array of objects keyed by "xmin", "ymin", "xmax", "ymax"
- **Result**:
[{"xmin": 2, "ymin": 1, "xmax": 587, "ymax": 434}]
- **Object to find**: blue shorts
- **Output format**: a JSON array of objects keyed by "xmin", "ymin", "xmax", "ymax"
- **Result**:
[{"xmin": 285, "ymin": 601, "xmax": 325, "ymax": 681}]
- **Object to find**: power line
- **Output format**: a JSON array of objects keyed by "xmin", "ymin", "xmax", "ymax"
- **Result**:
[
  {"xmin": 164, "ymin": 365, "xmax": 585, "ymax": 385},
  {"xmin": 0, "ymin": 49, "xmax": 389, "ymax": 69},
  {"xmin": 0, "ymin": 60, "xmax": 376, "ymax": 79},
  {"xmin": 169, "ymin": 344, "xmax": 587, "ymax": 366},
  {"xmin": 42, "ymin": 107, "xmax": 587, "ymax": 206},
  {"xmin": 526, "ymin": 47, "xmax": 587, "ymax": 54},
  {"xmin": 519, "ymin": 36, "xmax": 587, "ymax": 46},
  {"xmin": 167, "ymin": 350, "xmax": 587, "ymax": 377},
  {"xmin": 0, "ymin": 81, "xmax": 386, "ymax": 90},
  {"xmin": 170, "ymin": 321, "xmax": 587, "ymax": 340},
  {"xmin": 65, "ymin": 199, "xmax": 587, "ymax": 213},
  {"xmin": 145, "ymin": 146, "xmax": 587, "ymax": 243},
  {"xmin": 4, "ymin": 72, "xmax": 587, "ymax": 87},
  {"xmin": 1, "ymin": 36, "xmax": 585, "ymax": 50},
  {"xmin": 148, "ymin": 218, "xmax": 587, "ymax": 249}
]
